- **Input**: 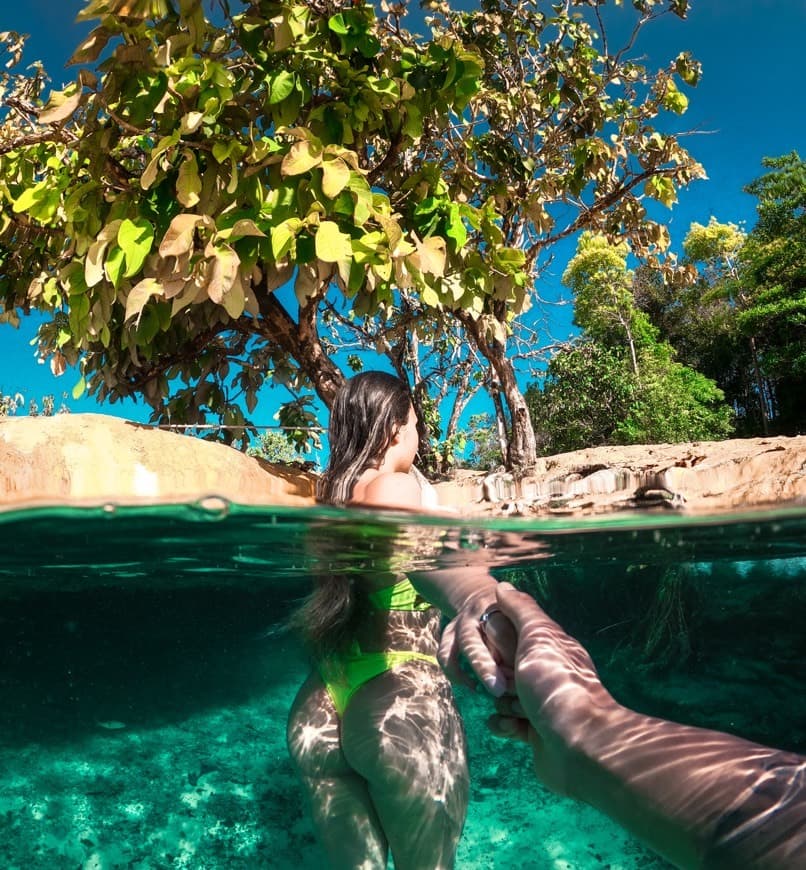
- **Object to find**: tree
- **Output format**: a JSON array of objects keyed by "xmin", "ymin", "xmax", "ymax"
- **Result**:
[
  {"xmin": 642, "ymin": 156, "xmax": 805, "ymax": 438},
  {"xmin": 247, "ymin": 429, "xmax": 311, "ymax": 465},
  {"xmin": 680, "ymin": 217, "xmax": 775, "ymax": 434},
  {"xmin": 0, "ymin": 0, "xmax": 524, "ymax": 452},
  {"xmin": 526, "ymin": 341, "xmax": 634, "ymax": 453},
  {"xmin": 458, "ymin": 412, "xmax": 504, "ymax": 471},
  {"xmin": 561, "ymin": 233, "xmax": 657, "ymax": 375},
  {"xmin": 0, "ymin": 0, "xmax": 704, "ymax": 469},
  {"xmin": 0, "ymin": 390, "xmax": 69, "ymax": 416},
  {"xmin": 739, "ymin": 152, "xmax": 806, "ymax": 433},
  {"xmin": 422, "ymin": 0, "xmax": 705, "ymax": 467},
  {"xmin": 527, "ymin": 233, "xmax": 733, "ymax": 453}
]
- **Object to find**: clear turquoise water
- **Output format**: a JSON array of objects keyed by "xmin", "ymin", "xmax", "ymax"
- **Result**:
[{"xmin": 1, "ymin": 503, "xmax": 804, "ymax": 868}]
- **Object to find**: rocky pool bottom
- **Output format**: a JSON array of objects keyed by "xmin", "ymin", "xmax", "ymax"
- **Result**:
[{"xmin": 1, "ymin": 505, "xmax": 804, "ymax": 868}]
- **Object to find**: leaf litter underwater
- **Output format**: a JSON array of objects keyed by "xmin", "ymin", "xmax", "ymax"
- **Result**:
[{"xmin": 1, "ymin": 502, "xmax": 804, "ymax": 868}]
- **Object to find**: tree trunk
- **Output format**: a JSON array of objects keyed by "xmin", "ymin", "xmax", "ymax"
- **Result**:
[
  {"xmin": 488, "ymin": 373, "xmax": 510, "ymax": 468},
  {"xmin": 256, "ymin": 286, "xmax": 345, "ymax": 408},
  {"xmin": 748, "ymin": 335, "xmax": 769, "ymax": 436},
  {"xmin": 405, "ymin": 329, "xmax": 439, "ymax": 475},
  {"xmin": 458, "ymin": 313, "xmax": 538, "ymax": 471}
]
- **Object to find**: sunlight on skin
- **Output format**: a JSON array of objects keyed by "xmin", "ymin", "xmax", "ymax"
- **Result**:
[
  {"xmin": 344, "ymin": 662, "xmax": 468, "ymax": 869},
  {"xmin": 487, "ymin": 583, "xmax": 806, "ymax": 869},
  {"xmin": 288, "ymin": 631, "xmax": 468, "ymax": 870}
]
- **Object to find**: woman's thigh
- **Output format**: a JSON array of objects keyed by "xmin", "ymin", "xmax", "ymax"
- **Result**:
[
  {"xmin": 341, "ymin": 662, "xmax": 469, "ymax": 868},
  {"xmin": 287, "ymin": 670, "xmax": 349, "ymax": 778},
  {"xmin": 287, "ymin": 672, "xmax": 389, "ymax": 868}
]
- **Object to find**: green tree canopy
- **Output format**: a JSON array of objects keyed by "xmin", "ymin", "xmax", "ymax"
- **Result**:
[
  {"xmin": 638, "ymin": 156, "xmax": 805, "ymax": 437},
  {"xmin": 739, "ymin": 152, "xmax": 806, "ymax": 432},
  {"xmin": 528, "ymin": 233, "xmax": 733, "ymax": 453},
  {"xmin": 0, "ymin": 0, "xmax": 704, "ymax": 466}
]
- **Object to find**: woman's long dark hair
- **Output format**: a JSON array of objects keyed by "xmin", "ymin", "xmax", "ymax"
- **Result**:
[
  {"xmin": 295, "ymin": 372, "xmax": 413, "ymax": 659},
  {"xmin": 317, "ymin": 371, "xmax": 412, "ymax": 506}
]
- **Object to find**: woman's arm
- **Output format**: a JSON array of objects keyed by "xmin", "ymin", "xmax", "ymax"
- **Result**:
[
  {"xmin": 356, "ymin": 469, "xmax": 506, "ymax": 694},
  {"xmin": 408, "ymin": 562, "xmax": 505, "ymax": 696}
]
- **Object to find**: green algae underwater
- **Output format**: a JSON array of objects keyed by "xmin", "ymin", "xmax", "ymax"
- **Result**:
[{"xmin": 1, "ymin": 501, "xmax": 805, "ymax": 869}]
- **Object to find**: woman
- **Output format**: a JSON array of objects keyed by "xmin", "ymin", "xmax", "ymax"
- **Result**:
[{"xmin": 286, "ymin": 371, "xmax": 498, "ymax": 870}]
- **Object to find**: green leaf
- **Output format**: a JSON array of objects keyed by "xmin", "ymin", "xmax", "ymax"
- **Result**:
[
  {"xmin": 104, "ymin": 246, "xmax": 126, "ymax": 288},
  {"xmin": 421, "ymin": 285, "xmax": 440, "ymax": 307},
  {"xmin": 177, "ymin": 151, "xmax": 202, "ymax": 207},
  {"xmin": 662, "ymin": 80, "xmax": 688, "ymax": 115},
  {"xmin": 402, "ymin": 103, "xmax": 422, "ymax": 140},
  {"xmin": 321, "ymin": 156, "xmax": 351, "ymax": 199},
  {"xmin": 12, "ymin": 182, "xmax": 48, "ymax": 216},
  {"xmin": 445, "ymin": 203, "xmax": 467, "ymax": 252},
  {"xmin": 645, "ymin": 176, "xmax": 677, "ymax": 208},
  {"xmin": 271, "ymin": 218, "xmax": 302, "ymax": 259},
  {"xmin": 328, "ymin": 13, "xmax": 350, "ymax": 35},
  {"xmin": 267, "ymin": 70, "xmax": 296, "ymax": 105},
  {"xmin": 118, "ymin": 217, "xmax": 155, "ymax": 278},
  {"xmin": 72, "ymin": 376, "xmax": 87, "ymax": 401},
  {"xmin": 281, "ymin": 139, "xmax": 323, "ymax": 176},
  {"xmin": 674, "ymin": 52, "xmax": 701, "ymax": 86},
  {"xmin": 136, "ymin": 306, "xmax": 161, "ymax": 345},
  {"xmin": 216, "ymin": 219, "xmax": 267, "ymax": 241},
  {"xmin": 221, "ymin": 276, "xmax": 246, "ymax": 319}
]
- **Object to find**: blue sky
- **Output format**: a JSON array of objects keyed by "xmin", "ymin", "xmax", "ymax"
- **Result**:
[{"xmin": 1, "ymin": 0, "xmax": 804, "ymax": 429}]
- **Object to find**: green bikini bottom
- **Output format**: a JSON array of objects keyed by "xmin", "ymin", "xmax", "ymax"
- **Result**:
[{"xmin": 320, "ymin": 647, "xmax": 440, "ymax": 717}]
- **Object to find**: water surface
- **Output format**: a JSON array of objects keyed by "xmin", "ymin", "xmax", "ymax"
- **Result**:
[{"xmin": 2, "ymin": 503, "xmax": 804, "ymax": 868}]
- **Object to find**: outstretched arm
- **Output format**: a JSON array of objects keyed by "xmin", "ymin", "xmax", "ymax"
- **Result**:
[
  {"xmin": 490, "ymin": 583, "xmax": 806, "ymax": 870},
  {"xmin": 409, "ymin": 562, "xmax": 505, "ymax": 695},
  {"xmin": 353, "ymin": 469, "xmax": 506, "ymax": 694}
]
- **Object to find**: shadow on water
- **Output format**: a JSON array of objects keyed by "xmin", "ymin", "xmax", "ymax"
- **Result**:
[{"xmin": 0, "ymin": 586, "xmax": 306, "ymax": 746}]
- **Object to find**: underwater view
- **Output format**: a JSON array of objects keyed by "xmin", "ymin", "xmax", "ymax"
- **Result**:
[{"xmin": 1, "ymin": 502, "xmax": 804, "ymax": 869}]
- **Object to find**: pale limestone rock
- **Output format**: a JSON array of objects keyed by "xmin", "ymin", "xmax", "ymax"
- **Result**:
[
  {"xmin": 0, "ymin": 413, "xmax": 315, "ymax": 509},
  {"xmin": 2, "ymin": 414, "xmax": 803, "ymax": 518},
  {"xmin": 435, "ymin": 437, "xmax": 806, "ymax": 517}
]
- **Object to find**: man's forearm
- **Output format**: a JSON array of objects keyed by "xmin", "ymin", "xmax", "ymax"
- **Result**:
[{"xmin": 570, "ymin": 707, "xmax": 806, "ymax": 869}]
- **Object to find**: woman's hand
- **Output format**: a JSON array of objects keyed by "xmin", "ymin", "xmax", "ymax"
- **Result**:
[{"xmin": 439, "ymin": 589, "xmax": 509, "ymax": 697}]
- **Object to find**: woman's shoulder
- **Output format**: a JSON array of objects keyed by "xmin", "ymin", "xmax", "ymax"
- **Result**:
[{"xmin": 353, "ymin": 470, "xmax": 423, "ymax": 510}]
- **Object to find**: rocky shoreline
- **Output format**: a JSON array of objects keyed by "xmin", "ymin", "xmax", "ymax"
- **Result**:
[{"xmin": 1, "ymin": 413, "xmax": 804, "ymax": 515}]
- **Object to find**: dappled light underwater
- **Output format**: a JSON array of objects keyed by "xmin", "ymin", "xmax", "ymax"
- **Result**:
[{"xmin": 1, "ymin": 502, "xmax": 805, "ymax": 868}]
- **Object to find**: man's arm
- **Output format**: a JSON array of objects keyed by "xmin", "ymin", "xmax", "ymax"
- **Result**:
[{"xmin": 491, "ymin": 582, "xmax": 806, "ymax": 870}]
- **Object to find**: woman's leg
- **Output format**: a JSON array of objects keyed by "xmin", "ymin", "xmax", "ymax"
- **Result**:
[
  {"xmin": 287, "ymin": 671, "xmax": 388, "ymax": 869},
  {"xmin": 341, "ymin": 662, "xmax": 469, "ymax": 870}
]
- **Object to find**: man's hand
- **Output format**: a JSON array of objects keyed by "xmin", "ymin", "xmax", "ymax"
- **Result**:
[{"xmin": 486, "ymin": 582, "xmax": 620, "ymax": 797}]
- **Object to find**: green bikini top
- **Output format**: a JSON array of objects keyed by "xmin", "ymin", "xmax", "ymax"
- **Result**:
[{"xmin": 368, "ymin": 578, "xmax": 432, "ymax": 612}]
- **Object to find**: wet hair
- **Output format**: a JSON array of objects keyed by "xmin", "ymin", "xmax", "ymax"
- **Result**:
[
  {"xmin": 294, "ymin": 371, "xmax": 413, "ymax": 660},
  {"xmin": 317, "ymin": 371, "xmax": 412, "ymax": 507}
]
